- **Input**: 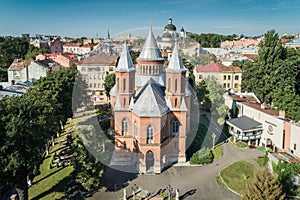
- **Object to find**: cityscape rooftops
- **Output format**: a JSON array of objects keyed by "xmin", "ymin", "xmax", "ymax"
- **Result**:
[
  {"xmin": 78, "ymin": 54, "xmax": 118, "ymax": 66},
  {"xmin": 195, "ymin": 62, "xmax": 241, "ymax": 73},
  {"xmin": 8, "ymin": 59, "xmax": 31, "ymax": 71}
]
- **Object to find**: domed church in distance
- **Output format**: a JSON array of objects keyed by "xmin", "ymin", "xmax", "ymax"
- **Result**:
[
  {"xmin": 109, "ymin": 25, "xmax": 191, "ymax": 174},
  {"xmin": 157, "ymin": 18, "xmax": 187, "ymax": 50}
]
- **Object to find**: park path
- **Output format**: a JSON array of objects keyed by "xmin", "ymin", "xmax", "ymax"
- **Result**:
[{"xmin": 87, "ymin": 143, "xmax": 263, "ymax": 200}]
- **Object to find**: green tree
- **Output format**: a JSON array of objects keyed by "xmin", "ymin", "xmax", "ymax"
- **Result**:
[
  {"xmin": 25, "ymin": 44, "xmax": 46, "ymax": 60},
  {"xmin": 273, "ymin": 160, "xmax": 300, "ymax": 196},
  {"xmin": 0, "ymin": 68, "xmax": 77, "ymax": 200},
  {"xmin": 70, "ymin": 134, "xmax": 105, "ymax": 191},
  {"xmin": 189, "ymin": 147, "xmax": 213, "ymax": 165},
  {"xmin": 241, "ymin": 29, "xmax": 300, "ymax": 120},
  {"xmin": 206, "ymin": 77, "xmax": 225, "ymax": 108},
  {"xmin": 104, "ymin": 73, "xmax": 115, "ymax": 98},
  {"xmin": 243, "ymin": 169, "xmax": 285, "ymax": 200}
]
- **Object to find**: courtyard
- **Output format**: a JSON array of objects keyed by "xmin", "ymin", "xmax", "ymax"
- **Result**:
[{"xmin": 87, "ymin": 142, "xmax": 262, "ymax": 200}]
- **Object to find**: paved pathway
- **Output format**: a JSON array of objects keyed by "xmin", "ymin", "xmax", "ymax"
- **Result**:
[{"xmin": 87, "ymin": 143, "xmax": 263, "ymax": 200}]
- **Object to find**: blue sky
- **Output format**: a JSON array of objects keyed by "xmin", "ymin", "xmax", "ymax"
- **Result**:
[{"xmin": 1, "ymin": 0, "xmax": 300, "ymax": 38}]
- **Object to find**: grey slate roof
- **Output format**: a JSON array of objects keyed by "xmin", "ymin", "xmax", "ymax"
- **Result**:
[
  {"xmin": 135, "ymin": 73, "xmax": 165, "ymax": 88},
  {"xmin": 137, "ymin": 27, "xmax": 164, "ymax": 61},
  {"xmin": 116, "ymin": 42, "xmax": 135, "ymax": 72},
  {"xmin": 132, "ymin": 78, "xmax": 169, "ymax": 117},
  {"xmin": 227, "ymin": 116, "xmax": 262, "ymax": 131},
  {"xmin": 166, "ymin": 42, "xmax": 187, "ymax": 72}
]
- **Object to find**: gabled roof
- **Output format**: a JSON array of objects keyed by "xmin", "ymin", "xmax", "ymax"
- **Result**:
[
  {"xmin": 8, "ymin": 59, "xmax": 31, "ymax": 71},
  {"xmin": 166, "ymin": 42, "xmax": 187, "ymax": 72},
  {"xmin": 195, "ymin": 62, "xmax": 241, "ymax": 73},
  {"xmin": 79, "ymin": 54, "xmax": 118, "ymax": 66},
  {"xmin": 132, "ymin": 78, "xmax": 169, "ymax": 116},
  {"xmin": 116, "ymin": 42, "xmax": 135, "ymax": 72},
  {"xmin": 137, "ymin": 27, "xmax": 164, "ymax": 61}
]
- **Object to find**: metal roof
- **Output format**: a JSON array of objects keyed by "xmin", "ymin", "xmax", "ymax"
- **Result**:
[
  {"xmin": 227, "ymin": 116, "xmax": 262, "ymax": 131},
  {"xmin": 132, "ymin": 78, "xmax": 169, "ymax": 117},
  {"xmin": 166, "ymin": 42, "xmax": 187, "ymax": 72},
  {"xmin": 116, "ymin": 42, "xmax": 135, "ymax": 72},
  {"xmin": 137, "ymin": 27, "xmax": 164, "ymax": 61}
]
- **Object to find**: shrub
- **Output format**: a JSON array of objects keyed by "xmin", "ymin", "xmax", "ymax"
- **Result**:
[
  {"xmin": 190, "ymin": 147, "xmax": 213, "ymax": 165},
  {"xmin": 235, "ymin": 141, "xmax": 247, "ymax": 148}
]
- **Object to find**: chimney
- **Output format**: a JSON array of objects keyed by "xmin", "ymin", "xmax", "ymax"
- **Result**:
[
  {"xmin": 11, "ymin": 80, "xmax": 15, "ymax": 85},
  {"xmin": 279, "ymin": 110, "xmax": 285, "ymax": 118},
  {"xmin": 260, "ymin": 103, "xmax": 265, "ymax": 109}
]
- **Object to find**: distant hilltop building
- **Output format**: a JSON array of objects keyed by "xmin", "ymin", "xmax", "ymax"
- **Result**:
[
  {"xmin": 157, "ymin": 18, "xmax": 187, "ymax": 50},
  {"xmin": 110, "ymin": 26, "xmax": 191, "ymax": 174}
]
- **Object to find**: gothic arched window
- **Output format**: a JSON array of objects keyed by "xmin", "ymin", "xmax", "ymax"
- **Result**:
[
  {"xmin": 122, "ymin": 118, "xmax": 128, "ymax": 136},
  {"xmin": 123, "ymin": 78, "xmax": 126, "ymax": 92},
  {"xmin": 172, "ymin": 119, "xmax": 179, "ymax": 136},
  {"xmin": 147, "ymin": 125, "xmax": 154, "ymax": 144},
  {"xmin": 175, "ymin": 79, "xmax": 178, "ymax": 92}
]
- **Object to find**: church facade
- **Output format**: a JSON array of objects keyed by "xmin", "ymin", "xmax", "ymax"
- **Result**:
[{"xmin": 109, "ymin": 27, "xmax": 191, "ymax": 174}]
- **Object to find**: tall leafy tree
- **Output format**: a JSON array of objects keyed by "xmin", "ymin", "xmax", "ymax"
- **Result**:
[
  {"xmin": 243, "ymin": 169, "xmax": 285, "ymax": 200},
  {"xmin": 104, "ymin": 73, "xmax": 115, "ymax": 98}
]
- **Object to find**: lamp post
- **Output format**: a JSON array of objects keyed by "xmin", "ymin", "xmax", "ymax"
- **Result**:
[{"xmin": 212, "ymin": 133, "xmax": 217, "ymax": 149}]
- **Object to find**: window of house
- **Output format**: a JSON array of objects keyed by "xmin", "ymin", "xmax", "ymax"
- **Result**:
[
  {"xmin": 223, "ymin": 83, "xmax": 226, "ymax": 88},
  {"xmin": 227, "ymin": 83, "xmax": 230, "ymax": 88},
  {"xmin": 235, "ymin": 75, "xmax": 239, "ymax": 80},
  {"xmin": 294, "ymin": 143, "xmax": 297, "ymax": 151},
  {"xmin": 94, "ymin": 83, "xmax": 96, "ymax": 88},
  {"xmin": 223, "ymin": 75, "xmax": 226, "ymax": 80},
  {"xmin": 147, "ymin": 125, "xmax": 154, "ymax": 144},
  {"xmin": 123, "ymin": 98, "xmax": 126, "ymax": 107},
  {"xmin": 162, "ymin": 124, "xmax": 166, "ymax": 141},
  {"xmin": 81, "ymin": 66, "xmax": 86, "ymax": 71},
  {"xmin": 175, "ymin": 79, "xmax": 178, "ymax": 92},
  {"xmin": 175, "ymin": 98, "xmax": 178, "ymax": 107},
  {"xmin": 234, "ymin": 83, "xmax": 238, "ymax": 88},
  {"xmin": 109, "ymin": 67, "xmax": 114, "ymax": 71},
  {"xmin": 228, "ymin": 75, "xmax": 231, "ymax": 80},
  {"xmin": 122, "ymin": 118, "xmax": 128, "ymax": 136},
  {"xmin": 117, "ymin": 78, "xmax": 119, "ymax": 90},
  {"xmin": 199, "ymin": 75, "xmax": 202, "ymax": 79},
  {"xmin": 123, "ymin": 78, "xmax": 126, "ymax": 92},
  {"xmin": 172, "ymin": 119, "xmax": 179, "ymax": 136},
  {"xmin": 168, "ymin": 78, "xmax": 171, "ymax": 91},
  {"xmin": 89, "ymin": 83, "xmax": 92, "ymax": 88}
]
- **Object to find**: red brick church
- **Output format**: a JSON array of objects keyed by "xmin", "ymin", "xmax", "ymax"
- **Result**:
[{"xmin": 109, "ymin": 27, "xmax": 191, "ymax": 174}]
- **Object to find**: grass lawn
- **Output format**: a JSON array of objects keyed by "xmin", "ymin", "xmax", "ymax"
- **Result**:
[
  {"xmin": 215, "ymin": 175, "xmax": 226, "ymax": 188},
  {"xmin": 29, "ymin": 122, "xmax": 75, "ymax": 200},
  {"xmin": 212, "ymin": 144, "xmax": 223, "ymax": 161},
  {"xmin": 220, "ymin": 161, "xmax": 255, "ymax": 195}
]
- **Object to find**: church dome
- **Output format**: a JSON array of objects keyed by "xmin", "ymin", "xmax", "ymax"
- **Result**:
[
  {"xmin": 164, "ymin": 18, "xmax": 177, "ymax": 31},
  {"xmin": 162, "ymin": 32, "xmax": 172, "ymax": 39}
]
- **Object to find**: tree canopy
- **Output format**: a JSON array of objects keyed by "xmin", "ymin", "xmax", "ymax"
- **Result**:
[
  {"xmin": 104, "ymin": 73, "xmax": 116, "ymax": 98},
  {"xmin": 241, "ymin": 29, "xmax": 300, "ymax": 121},
  {"xmin": 0, "ymin": 67, "xmax": 77, "ymax": 200},
  {"xmin": 243, "ymin": 169, "xmax": 285, "ymax": 200}
]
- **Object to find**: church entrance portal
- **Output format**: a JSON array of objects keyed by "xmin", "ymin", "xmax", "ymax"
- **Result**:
[{"xmin": 146, "ymin": 150, "xmax": 154, "ymax": 173}]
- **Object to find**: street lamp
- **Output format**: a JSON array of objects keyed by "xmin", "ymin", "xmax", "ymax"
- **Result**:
[{"xmin": 212, "ymin": 133, "xmax": 217, "ymax": 149}]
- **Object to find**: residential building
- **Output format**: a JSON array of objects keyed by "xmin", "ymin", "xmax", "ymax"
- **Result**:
[
  {"xmin": 77, "ymin": 54, "xmax": 118, "ymax": 105},
  {"xmin": 109, "ymin": 27, "xmax": 190, "ymax": 174},
  {"xmin": 194, "ymin": 62, "xmax": 242, "ymax": 93},
  {"xmin": 63, "ymin": 43, "xmax": 92, "ymax": 55},
  {"xmin": 36, "ymin": 53, "xmax": 77, "ymax": 68},
  {"xmin": 30, "ymin": 37, "xmax": 63, "ymax": 53},
  {"xmin": 8, "ymin": 59, "xmax": 58, "ymax": 83}
]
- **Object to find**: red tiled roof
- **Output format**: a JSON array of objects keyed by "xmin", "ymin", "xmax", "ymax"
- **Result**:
[
  {"xmin": 63, "ymin": 43, "xmax": 81, "ymax": 47},
  {"xmin": 8, "ymin": 59, "xmax": 31, "ymax": 71},
  {"xmin": 79, "ymin": 54, "xmax": 118, "ymax": 65},
  {"xmin": 229, "ymin": 94, "xmax": 259, "ymax": 103},
  {"xmin": 195, "ymin": 62, "xmax": 222, "ymax": 73},
  {"xmin": 242, "ymin": 102, "xmax": 279, "ymax": 116},
  {"xmin": 195, "ymin": 62, "xmax": 241, "ymax": 73}
]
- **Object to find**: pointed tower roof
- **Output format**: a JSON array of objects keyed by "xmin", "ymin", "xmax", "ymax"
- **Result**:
[
  {"xmin": 137, "ymin": 27, "xmax": 164, "ymax": 61},
  {"xmin": 116, "ymin": 42, "xmax": 135, "ymax": 72},
  {"xmin": 132, "ymin": 78, "xmax": 169, "ymax": 116},
  {"xmin": 166, "ymin": 42, "xmax": 187, "ymax": 72}
]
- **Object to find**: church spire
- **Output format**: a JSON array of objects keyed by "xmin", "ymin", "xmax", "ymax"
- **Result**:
[
  {"xmin": 116, "ymin": 42, "xmax": 135, "ymax": 72},
  {"xmin": 137, "ymin": 27, "xmax": 164, "ymax": 61},
  {"xmin": 107, "ymin": 29, "xmax": 110, "ymax": 39},
  {"xmin": 166, "ymin": 42, "xmax": 187, "ymax": 72}
]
